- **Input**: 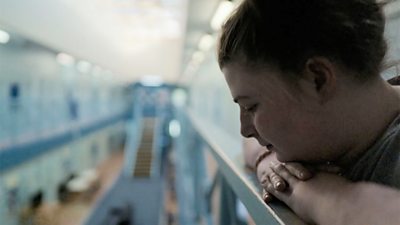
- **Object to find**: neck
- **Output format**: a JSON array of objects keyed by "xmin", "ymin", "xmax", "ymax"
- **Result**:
[{"xmin": 334, "ymin": 78, "xmax": 400, "ymax": 168}]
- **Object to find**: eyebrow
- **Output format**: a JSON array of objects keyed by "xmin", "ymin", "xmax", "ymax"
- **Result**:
[{"xmin": 233, "ymin": 96, "xmax": 250, "ymax": 103}]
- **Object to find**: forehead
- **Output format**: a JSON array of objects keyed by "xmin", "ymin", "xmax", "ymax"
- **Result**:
[
  {"xmin": 222, "ymin": 61, "xmax": 302, "ymax": 106},
  {"xmin": 223, "ymin": 62, "xmax": 283, "ymax": 94}
]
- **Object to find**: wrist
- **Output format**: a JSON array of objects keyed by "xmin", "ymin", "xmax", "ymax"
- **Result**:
[{"xmin": 255, "ymin": 149, "xmax": 271, "ymax": 169}]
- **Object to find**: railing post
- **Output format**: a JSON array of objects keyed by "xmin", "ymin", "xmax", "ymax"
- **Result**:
[
  {"xmin": 219, "ymin": 174, "xmax": 247, "ymax": 225},
  {"xmin": 173, "ymin": 108, "xmax": 210, "ymax": 225}
]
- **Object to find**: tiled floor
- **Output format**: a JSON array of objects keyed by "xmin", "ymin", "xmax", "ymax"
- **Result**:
[{"xmin": 26, "ymin": 150, "xmax": 125, "ymax": 225}]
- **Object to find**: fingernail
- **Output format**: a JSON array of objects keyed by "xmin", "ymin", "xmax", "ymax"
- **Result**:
[
  {"xmin": 275, "ymin": 181, "xmax": 283, "ymax": 190},
  {"xmin": 263, "ymin": 193, "xmax": 272, "ymax": 203}
]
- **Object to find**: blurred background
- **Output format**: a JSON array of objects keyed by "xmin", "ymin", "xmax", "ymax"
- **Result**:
[{"xmin": 0, "ymin": 0, "xmax": 399, "ymax": 225}]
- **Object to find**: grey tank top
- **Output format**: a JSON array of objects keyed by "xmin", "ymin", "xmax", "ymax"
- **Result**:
[{"xmin": 343, "ymin": 114, "xmax": 400, "ymax": 189}]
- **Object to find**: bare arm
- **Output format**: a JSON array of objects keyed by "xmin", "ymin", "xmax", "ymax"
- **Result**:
[{"xmin": 266, "ymin": 164, "xmax": 400, "ymax": 225}]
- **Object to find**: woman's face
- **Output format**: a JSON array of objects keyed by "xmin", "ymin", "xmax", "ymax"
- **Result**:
[{"xmin": 223, "ymin": 62, "xmax": 336, "ymax": 163}]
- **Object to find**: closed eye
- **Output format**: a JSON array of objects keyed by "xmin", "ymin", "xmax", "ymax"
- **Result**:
[{"xmin": 244, "ymin": 104, "xmax": 258, "ymax": 113}]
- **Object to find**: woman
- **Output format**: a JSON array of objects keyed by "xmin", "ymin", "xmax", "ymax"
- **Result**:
[{"xmin": 218, "ymin": 0, "xmax": 400, "ymax": 224}]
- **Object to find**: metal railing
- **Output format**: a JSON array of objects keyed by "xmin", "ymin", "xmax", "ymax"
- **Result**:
[{"xmin": 174, "ymin": 107, "xmax": 306, "ymax": 225}]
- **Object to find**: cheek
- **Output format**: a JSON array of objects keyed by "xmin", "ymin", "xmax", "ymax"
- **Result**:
[
  {"xmin": 253, "ymin": 113, "xmax": 268, "ymax": 134},
  {"xmin": 253, "ymin": 112, "xmax": 280, "ymax": 139},
  {"xmin": 254, "ymin": 108, "xmax": 289, "ymax": 131}
]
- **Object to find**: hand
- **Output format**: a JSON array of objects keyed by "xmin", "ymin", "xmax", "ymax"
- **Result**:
[
  {"xmin": 256, "ymin": 153, "xmax": 313, "ymax": 202},
  {"xmin": 266, "ymin": 163, "xmax": 350, "ymax": 224}
]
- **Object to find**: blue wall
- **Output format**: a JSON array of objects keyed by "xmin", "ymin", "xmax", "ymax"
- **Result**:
[{"xmin": 0, "ymin": 37, "xmax": 131, "ymax": 225}]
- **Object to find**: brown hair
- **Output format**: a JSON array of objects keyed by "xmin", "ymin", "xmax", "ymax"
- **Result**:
[{"xmin": 218, "ymin": 0, "xmax": 387, "ymax": 80}]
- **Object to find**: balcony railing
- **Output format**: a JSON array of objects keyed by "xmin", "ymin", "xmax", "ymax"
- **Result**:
[{"xmin": 174, "ymin": 107, "xmax": 307, "ymax": 225}]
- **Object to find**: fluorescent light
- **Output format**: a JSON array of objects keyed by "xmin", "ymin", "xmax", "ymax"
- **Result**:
[
  {"xmin": 140, "ymin": 75, "xmax": 163, "ymax": 87},
  {"xmin": 198, "ymin": 34, "xmax": 214, "ymax": 51},
  {"xmin": 76, "ymin": 60, "xmax": 92, "ymax": 74},
  {"xmin": 211, "ymin": 1, "xmax": 235, "ymax": 31},
  {"xmin": 168, "ymin": 120, "xmax": 181, "ymax": 138},
  {"xmin": 0, "ymin": 29, "xmax": 10, "ymax": 44},
  {"xmin": 171, "ymin": 88, "xmax": 187, "ymax": 107},
  {"xmin": 56, "ymin": 53, "xmax": 75, "ymax": 66},
  {"xmin": 192, "ymin": 51, "xmax": 205, "ymax": 64}
]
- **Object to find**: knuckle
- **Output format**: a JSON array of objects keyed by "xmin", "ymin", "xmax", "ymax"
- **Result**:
[
  {"xmin": 260, "ymin": 177, "xmax": 269, "ymax": 186},
  {"xmin": 276, "ymin": 163, "xmax": 285, "ymax": 171},
  {"xmin": 266, "ymin": 183, "xmax": 274, "ymax": 192},
  {"xmin": 269, "ymin": 172, "xmax": 281, "ymax": 182},
  {"xmin": 271, "ymin": 163, "xmax": 281, "ymax": 171},
  {"xmin": 262, "ymin": 169, "xmax": 268, "ymax": 176}
]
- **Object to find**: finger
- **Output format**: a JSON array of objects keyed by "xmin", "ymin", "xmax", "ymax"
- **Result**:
[
  {"xmin": 271, "ymin": 163, "xmax": 298, "ymax": 186},
  {"xmin": 269, "ymin": 171, "xmax": 286, "ymax": 191},
  {"xmin": 284, "ymin": 162, "xmax": 313, "ymax": 180},
  {"xmin": 259, "ymin": 171, "xmax": 269, "ymax": 188},
  {"xmin": 264, "ymin": 177, "xmax": 290, "ymax": 204},
  {"xmin": 262, "ymin": 186, "xmax": 274, "ymax": 203},
  {"xmin": 259, "ymin": 169, "xmax": 282, "ymax": 192},
  {"xmin": 256, "ymin": 159, "xmax": 272, "ymax": 182}
]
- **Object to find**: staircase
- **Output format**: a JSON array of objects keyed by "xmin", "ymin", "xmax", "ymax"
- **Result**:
[{"xmin": 133, "ymin": 118, "xmax": 155, "ymax": 177}]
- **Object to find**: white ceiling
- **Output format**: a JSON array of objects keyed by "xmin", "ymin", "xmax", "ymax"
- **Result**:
[
  {"xmin": 0, "ymin": 0, "xmax": 208, "ymax": 83},
  {"xmin": 1, "ymin": 0, "xmax": 400, "ymax": 84}
]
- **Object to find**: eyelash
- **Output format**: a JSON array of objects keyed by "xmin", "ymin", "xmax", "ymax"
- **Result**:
[{"xmin": 244, "ymin": 104, "xmax": 258, "ymax": 113}]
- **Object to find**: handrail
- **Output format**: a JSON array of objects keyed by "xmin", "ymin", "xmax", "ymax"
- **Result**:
[
  {"xmin": 186, "ymin": 109, "xmax": 307, "ymax": 225},
  {"xmin": 0, "ymin": 111, "xmax": 130, "ymax": 172},
  {"xmin": 382, "ymin": 60, "xmax": 400, "ymax": 82}
]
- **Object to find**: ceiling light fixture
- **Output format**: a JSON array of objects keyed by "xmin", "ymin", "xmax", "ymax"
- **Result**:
[
  {"xmin": 56, "ymin": 53, "xmax": 75, "ymax": 66},
  {"xmin": 210, "ymin": 1, "xmax": 235, "ymax": 31},
  {"xmin": 140, "ymin": 75, "xmax": 163, "ymax": 87},
  {"xmin": 76, "ymin": 60, "xmax": 92, "ymax": 74},
  {"xmin": 198, "ymin": 34, "xmax": 214, "ymax": 51},
  {"xmin": 0, "ymin": 29, "xmax": 10, "ymax": 44}
]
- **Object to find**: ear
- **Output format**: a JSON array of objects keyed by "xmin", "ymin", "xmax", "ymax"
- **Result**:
[{"xmin": 300, "ymin": 57, "xmax": 337, "ymax": 104}]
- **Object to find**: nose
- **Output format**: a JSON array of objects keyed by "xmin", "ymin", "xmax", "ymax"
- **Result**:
[{"xmin": 240, "ymin": 111, "xmax": 256, "ymax": 138}]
